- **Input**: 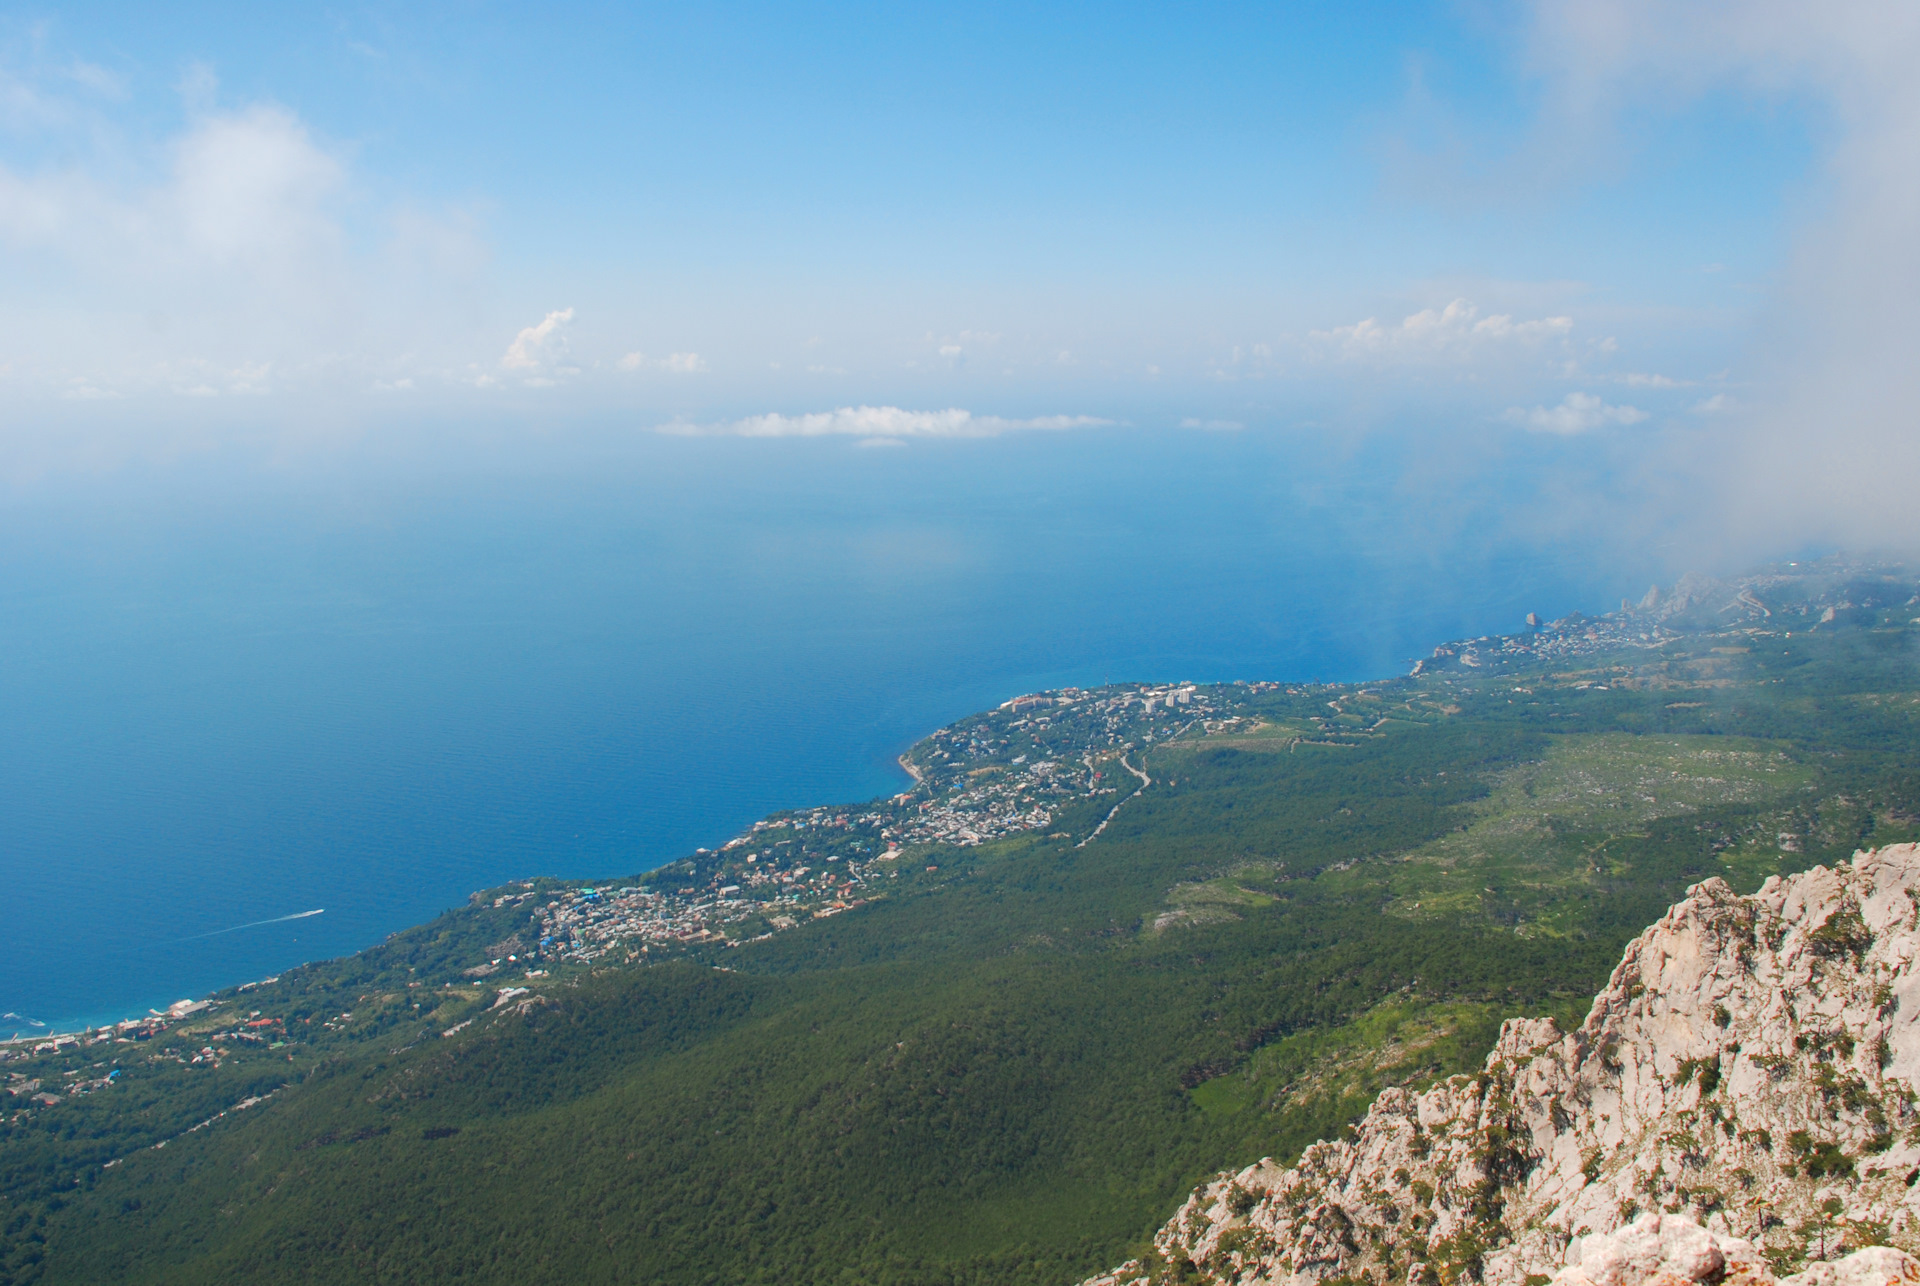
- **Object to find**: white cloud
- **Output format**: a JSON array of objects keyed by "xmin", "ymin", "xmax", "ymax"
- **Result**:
[
  {"xmin": 501, "ymin": 308, "xmax": 573, "ymax": 371},
  {"xmin": 1520, "ymin": 0, "xmax": 1920, "ymax": 550},
  {"xmin": 170, "ymin": 106, "xmax": 344, "ymax": 266},
  {"xmin": 1692, "ymin": 393, "xmax": 1733, "ymax": 414},
  {"xmin": 1309, "ymin": 299, "xmax": 1574, "ymax": 363},
  {"xmin": 1503, "ymin": 391, "xmax": 1647, "ymax": 434},
  {"xmin": 619, "ymin": 350, "xmax": 706, "ymax": 373},
  {"xmin": 658, "ymin": 406, "xmax": 1110, "ymax": 439},
  {"xmin": 0, "ymin": 101, "xmax": 345, "ymax": 272},
  {"xmin": 0, "ymin": 71, "xmax": 502, "ymax": 418},
  {"xmin": 1179, "ymin": 417, "xmax": 1244, "ymax": 431}
]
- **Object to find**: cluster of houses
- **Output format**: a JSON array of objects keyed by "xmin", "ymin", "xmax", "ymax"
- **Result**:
[
  {"xmin": 531, "ymin": 884, "xmax": 763, "ymax": 959},
  {"xmin": 1414, "ymin": 612, "xmax": 1677, "ymax": 675},
  {"xmin": 1404, "ymin": 567, "xmax": 1899, "ymax": 679},
  {"xmin": 495, "ymin": 684, "xmax": 1248, "ymax": 966},
  {"xmin": 525, "ymin": 862, "xmax": 877, "ymax": 964}
]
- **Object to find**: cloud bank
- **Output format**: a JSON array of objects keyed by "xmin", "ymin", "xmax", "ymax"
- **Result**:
[
  {"xmin": 1522, "ymin": 0, "xmax": 1920, "ymax": 551},
  {"xmin": 620, "ymin": 351, "xmax": 707, "ymax": 373},
  {"xmin": 1, "ymin": 4, "xmax": 1911, "ymax": 572},
  {"xmin": 1212, "ymin": 298, "xmax": 1592, "ymax": 388},
  {"xmin": 1308, "ymin": 299, "xmax": 1574, "ymax": 364},
  {"xmin": 1504, "ymin": 391, "xmax": 1647, "ymax": 435},
  {"xmin": 659, "ymin": 406, "xmax": 1110, "ymax": 440},
  {"xmin": 0, "ymin": 69, "xmax": 504, "ymax": 414}
]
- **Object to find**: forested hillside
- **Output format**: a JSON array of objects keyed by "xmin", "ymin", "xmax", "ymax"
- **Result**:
[{"xmin": 6, "ymin": 563, "xmax": 1920, "ymax": 1285}]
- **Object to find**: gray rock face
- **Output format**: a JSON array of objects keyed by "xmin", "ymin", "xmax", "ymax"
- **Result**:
[{"xmin": 1084, "ymin": 845, "xmax": 1920, "ymax": 1286}]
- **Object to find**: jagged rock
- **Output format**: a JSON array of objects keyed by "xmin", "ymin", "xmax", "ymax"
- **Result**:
[
  {"xmin": 1083, "ymin": 845, "xmax": 1920, "ymax": 1286},
  {"xmin": 1782, "ymin": 1246, "xmax": 1920, "ymax": 1286},
  {"xmin": 1555, "ymin": 1213, "xmax": 1764, "ymax": 1286},
  {"xmin": 1547, "ymin": 1214, "xmax": 1918, "ymax": 1286}
]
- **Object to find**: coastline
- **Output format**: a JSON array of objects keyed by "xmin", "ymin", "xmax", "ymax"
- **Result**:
[{"xmin": 24, "ymin": 555, "xmax": 1888, "ymax": 1040}]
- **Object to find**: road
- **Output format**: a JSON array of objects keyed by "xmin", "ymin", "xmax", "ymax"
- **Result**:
[{"xmin": 1075, "ymin": 751, "xmax": 1153, "ymax": 848}]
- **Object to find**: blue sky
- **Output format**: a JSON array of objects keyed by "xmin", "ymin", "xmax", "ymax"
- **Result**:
[{"xmin": 1, "ymin": 1, "xmax": 1915, "ymax": 553}]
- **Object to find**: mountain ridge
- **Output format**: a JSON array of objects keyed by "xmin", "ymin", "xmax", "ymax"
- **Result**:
[{"xmin": 1084, "ymin": 844, "xmax": 1920, "ymax": 1286}]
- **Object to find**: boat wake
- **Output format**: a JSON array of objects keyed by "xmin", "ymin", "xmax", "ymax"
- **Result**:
[{"xmin": 180, "ymin": 909, "xmax": 325, "ymax": 941}]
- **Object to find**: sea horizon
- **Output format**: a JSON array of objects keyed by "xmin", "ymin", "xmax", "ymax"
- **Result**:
[{"xmin": 0, "ymin": 429, "xmax": 1681, "ymax": 1035}]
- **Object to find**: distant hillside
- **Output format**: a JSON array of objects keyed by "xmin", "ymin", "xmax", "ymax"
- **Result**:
[{"xmin": 5, "ymin": 559, "xmax": 1920, "ymax": 1286}]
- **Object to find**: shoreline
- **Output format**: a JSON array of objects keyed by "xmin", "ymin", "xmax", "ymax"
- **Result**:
[
  {"xmin": 18, "ymin": 555, "xmax": 1881, "ymax": 1040},
  {"xmin": 14, "ymin": 669, "xmax": 1406, "ymax": 1038}
]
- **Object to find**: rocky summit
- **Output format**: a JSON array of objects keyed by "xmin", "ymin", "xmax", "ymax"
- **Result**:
[{"xmin": 1086, "ymin": 845, "xmax": 1920, "ymax": 1286}]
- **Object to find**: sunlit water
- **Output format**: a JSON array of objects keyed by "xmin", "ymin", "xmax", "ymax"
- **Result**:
[{"xmin": 0, "ymin": 428, "xmax": 1660, "ymax": 1032}]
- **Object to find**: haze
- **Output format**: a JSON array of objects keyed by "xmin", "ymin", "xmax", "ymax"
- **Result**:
[{"xmin": 0, "ymin": 1, "xmax": 1912, "ymax": 562}]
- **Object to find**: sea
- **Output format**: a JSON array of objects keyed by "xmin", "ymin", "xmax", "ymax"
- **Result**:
[{"xmin": 0, "ymin": 425, "xmax": 1664, "ymax": 1034}]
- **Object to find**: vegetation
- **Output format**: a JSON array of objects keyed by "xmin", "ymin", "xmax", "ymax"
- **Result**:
[{"xmin": 5, "ymin": 604, "xmax": 1920, "ymax": 1284}]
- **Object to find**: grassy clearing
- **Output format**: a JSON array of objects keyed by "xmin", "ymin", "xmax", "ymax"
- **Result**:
[
  {"xmin": 1152, "ymin": 876, "xmax": 1278, "ymax": 932},
  {"xmin": 1377, "ymin": 733, "xmax": 1815, "ymax": 935}
]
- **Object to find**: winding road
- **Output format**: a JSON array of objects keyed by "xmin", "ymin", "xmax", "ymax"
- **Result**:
[{"xmin": 1076, "ymin": 751, "xmax": 1153, "ymax": 848}]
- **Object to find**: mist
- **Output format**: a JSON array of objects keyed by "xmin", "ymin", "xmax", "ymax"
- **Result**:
[
  {"xmin": 2, "ymin": 5, "xmax": 1915, "ymax": 576},
  {"xmin": 1522, "ymin": 0, "xmax": 1920, "ymax": 559}
]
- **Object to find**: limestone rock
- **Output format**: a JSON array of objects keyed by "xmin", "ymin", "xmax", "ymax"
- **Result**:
[
  {"xmin": 1544, "ymin": 1215, "xmax": 1917, "ymax": 1286},
  {"xmin": 1083, "ymin": 845, "xmax": 1920, "ymax": 1286},
  {"xmin": 1554, "ymin": 1214, "xmax": 1764, "ymax": 1286},
  {"xmin": 1781, "ymin": 1246, "xmax": 1920, "ymax": 1286}
]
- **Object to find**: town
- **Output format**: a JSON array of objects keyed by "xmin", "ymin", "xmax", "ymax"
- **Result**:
[{"xmin": 7, "ymin": 555, "xmax": 1903, "ymax": 1106}]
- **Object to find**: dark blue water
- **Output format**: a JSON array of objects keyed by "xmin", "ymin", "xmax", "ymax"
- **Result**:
[{"xmin": 0, "ymin": 427, "xmax": 1661, "ymax": 1032}]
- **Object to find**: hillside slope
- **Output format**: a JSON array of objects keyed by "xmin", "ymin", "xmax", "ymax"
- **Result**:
[
  {"xmin": 1092, "ymin": 845, "xmax": 1920, "ymax": 1286},
  {"xmin": 7, "ymin": 561, "xmax": 1920, "ymax": 1285}
]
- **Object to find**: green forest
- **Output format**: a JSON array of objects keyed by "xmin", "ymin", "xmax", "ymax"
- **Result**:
[{"xmin": 6, "ymin": 599, "xmax": 1920, "ymax": 1285}]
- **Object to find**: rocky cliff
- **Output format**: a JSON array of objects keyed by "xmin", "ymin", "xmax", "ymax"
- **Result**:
[{"xmin": 1087, "ymin": 845, "xmax": 1920, "ymax": 1286}]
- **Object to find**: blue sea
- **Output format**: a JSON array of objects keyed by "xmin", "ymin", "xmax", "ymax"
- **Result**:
[{"xmin": 0, "ymin": 426, "xmax": 1662, "ymax": 1033}]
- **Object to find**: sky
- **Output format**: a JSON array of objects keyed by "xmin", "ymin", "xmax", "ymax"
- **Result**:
[{"xmin": 1, "ymin": 1, "xmax": 1916, "ymax": 560}]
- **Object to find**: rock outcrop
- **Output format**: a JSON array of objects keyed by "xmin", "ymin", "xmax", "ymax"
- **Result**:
[
  {"xmin": 1552, "ymin": 1213, "xmax": 1920, "ymax": 1286},
  {"xmin": 1085, "ymin": 845, "xmax": 1920, "ymax": 1286}
]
